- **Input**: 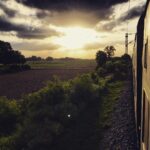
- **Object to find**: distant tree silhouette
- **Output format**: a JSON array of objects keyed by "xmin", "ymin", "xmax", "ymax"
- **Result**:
[
  {"xmin": 46, "ymin": 56, "xmax": 53, "ymax": 61},
  {"xmin": 104, "ymin": 46, "xmax": 116, "ymax": 58},
  {"xmin": 26, "ymin": 56, "xmax": 43, "ymax": 61},
  {"xmin": 0, "ymin": 41, "xmax": 26, "ymax": 65},
  {"xmin": 96, "ymin": 51, "xmax": 107, "ymax": 67}
]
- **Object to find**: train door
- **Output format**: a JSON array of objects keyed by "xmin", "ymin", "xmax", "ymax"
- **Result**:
[{"xmin": 141, "ymin": 91, "xmax": 149, "ymax": 150}]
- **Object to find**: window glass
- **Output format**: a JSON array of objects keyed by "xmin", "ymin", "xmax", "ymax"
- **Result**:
[{"xmin": 144, "ymin": 39, "xmax": 148, "ymax": 69}]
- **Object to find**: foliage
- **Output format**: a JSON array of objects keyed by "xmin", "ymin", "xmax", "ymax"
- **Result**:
[
  {"xmin": 26, "ymin": 56, "xmax": 43, "ymax": 61},
  {"xmin": 96, "ymin": 51, "xmax": 107, "ymax": 68},
  {"xmin": 121, "ymin": 54, "xmax": 131, "ymax": 62},
  {"xmin": 96, "ymin": 55, "xmax": 132, "ymax": 80},
  {"xmin": 45, "ymin": 57, "xmax": 53, "ymax": 61},
  {"xmin": 97, "ymin": 67, "xmax": 107, "ymax": 77},
  {"xmin": 104, "ymin": 46, "xmax": 116, "ymax": 58},
  {"xmin": 0, "ymin": 54, "xmax": 131, "ymax": 149},
  {"xmin": 0, "ymin": 98, "xmax": 20, "ymax": 137},
  {"xmin": 0, "ymin": 73, "xmax": 107, "ymax": 150},
  {"xmin": 0, "ymin": 41, "xmax": 26, "ymax": 65}
]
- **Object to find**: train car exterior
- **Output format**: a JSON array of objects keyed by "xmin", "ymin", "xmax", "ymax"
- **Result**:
[
  {"xmin": 133, "ymin": 0, "xmax": 150, "ymax": 149},
  {"xmin": 133, "ymin": 14, "xmax": 144, "ymax": 142},
  {"xmin": 140, "ymin": 1, "xmax": 150, "ymax": 150}
]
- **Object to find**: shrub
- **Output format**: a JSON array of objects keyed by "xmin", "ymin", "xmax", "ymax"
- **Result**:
[
  {"xmin": 91, "ymin": 72, "xmax": 99, "ymax": 84},
  {"xmin": 0, "ymin": 74, "xmax": 108, "ymax": 150},
  {"xmin": 97, "ymin": 67, "xmax": 107, "ymax": 77},
  {"xmin": 104, "ymin": 61, "xmax": 115, "ymax": 73},
  {"xmin": 0, "ymin": 98, "xmax": 20, "ymax": 136},
  {"xmin": 70, "ymin": 74, "xmax": 99, "ymax": 105},
  {"xmin": 121, "ymin": 54, "xmax": 131, "ymax": 62}
]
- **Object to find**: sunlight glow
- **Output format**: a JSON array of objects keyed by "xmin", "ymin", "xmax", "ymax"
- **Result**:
[{"xmin": 53, "ymin": 27, "xmax": 100, "ymax": 49}]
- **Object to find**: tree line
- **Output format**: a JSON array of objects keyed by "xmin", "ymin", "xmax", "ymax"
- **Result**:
[
  {"xmin": 26, "ymin": 56, "xmax": 54, "ymax": 61},
  {"xmin": 0, "ymin": 41, "xmax": 54, "ymax": 65},
  {"xmin": 0, "ymin": 41, "xmax": 26, "ymax": 65}
]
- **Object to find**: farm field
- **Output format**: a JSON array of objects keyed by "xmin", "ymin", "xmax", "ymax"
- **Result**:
[
  {"xmin": 0, "ymin": 59, "xmax": 95, "ymax": 99},
  {"xmin": 27, "ymin": 59, "xmax": 96, "ymax": 69}
]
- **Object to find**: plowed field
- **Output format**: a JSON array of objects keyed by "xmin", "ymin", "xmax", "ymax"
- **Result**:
[{"xmin": 0, "ymin": 68, "xmax": 93, "ymax": 99}]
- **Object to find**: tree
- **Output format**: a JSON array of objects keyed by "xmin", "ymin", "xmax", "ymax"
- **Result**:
[
  {"xmin": 26, "ymin": 56, "xmax": 43, "ymax": 61},
  {"xmin": 96, "ymin": 51, "xmax": 107, "ymax": 67},
  {"xmin": 46, "ymin": 56, "xmax": 53, "ymax": 61},
  {"xmin": 0, "ymin": 41, "xmax": 26, "ymax": 65},
  {"xmin": 104, "ymin": 46, "xmax": 116, "ymax": 58}
]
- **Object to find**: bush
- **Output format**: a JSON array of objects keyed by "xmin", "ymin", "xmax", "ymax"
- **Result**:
[
  {"xmin": 0, "ymin": 98, "xmax": 20, "ymax": 136},
  {"xmin": 121, "ymin": 54, "xmax": 131, "ymax": 62},
  {"xmin": 70, "ymin": 74, "xmax": 100, "ymax": 105},
  {"xmin": 104, "ymin": 61, "xmax": 115, "ymax": 73},
  {"xmin": 97, "ymin": 67, "xmax": 107, "ymax": 77},
  {"xmin": 0, "ymin": 74, "xmax": 108, "ymax": 150}
]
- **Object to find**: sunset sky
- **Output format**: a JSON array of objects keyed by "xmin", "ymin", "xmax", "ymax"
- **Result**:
[{"xmin": 0, "ymin": 0, "xmax": 146, "ymax": 58}]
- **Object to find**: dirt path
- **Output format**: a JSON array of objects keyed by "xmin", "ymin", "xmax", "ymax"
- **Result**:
[{"xmin": 100, "ymin": 81, "xmax": 138, "ymax": 150}]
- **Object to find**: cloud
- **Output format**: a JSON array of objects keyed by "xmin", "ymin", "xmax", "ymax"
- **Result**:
[
  {"xmin": 13, "ymin": 41, "xmax": 61, "ymax": 51},
  {"xmin": 83, "ymin": 42, "xmax": 103, "ymax": 50},
  {"xmin": 96, "ymin": 20, "xmax": 117, "ymax": 32},
  {"xmin": 119, "ymin": 4, "xmax": 145, "ymax": 21},
  {"xmin": 0, "ymin": 2, "xmax": 17, "ymax": 17},
  {"xmin": 96, "ymin": 3, "xmax": 145, "ymax": 32},
  {"xmin": 17, "ymin": 0, "xmax": 128, "ymax": 11},
  {"xmin": 17, "ymin": 0, "xmax": 128, "ymax": 21},
  {"xmin": 0, "ymin": 17, "xmax": 62, "ymax": 39}
]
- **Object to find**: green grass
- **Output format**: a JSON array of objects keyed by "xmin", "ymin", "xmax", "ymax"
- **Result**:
[
  {"xmin": 27, "ymin": 59, "xmax": 96, "ymax": 69},
  {"xmin": 99, "ymin": 81, "xmax": 124, "ymax": 129}
]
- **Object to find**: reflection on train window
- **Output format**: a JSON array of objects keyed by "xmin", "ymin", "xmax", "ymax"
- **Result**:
[
  {"xmin": 144, "ymin": 39, "xmax": 148, "ymax": 69},
  {"xmin": 142, "ymin": 91, "xmax": 149, "ymax": 150}
]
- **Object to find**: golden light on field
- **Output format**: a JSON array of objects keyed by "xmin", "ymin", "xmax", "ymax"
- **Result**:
[{"xmin": 53, "ymin": 27, "xmax": 100, "ymax": 49}]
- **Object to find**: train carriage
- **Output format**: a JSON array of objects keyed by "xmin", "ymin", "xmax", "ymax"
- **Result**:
[
  {"xmin": 141, "ymin": 1, "xmax": 150, "ymax": 150},
  {"xmin": 133, "ymin": 0, "xmax": 150, "ymax": 149}
]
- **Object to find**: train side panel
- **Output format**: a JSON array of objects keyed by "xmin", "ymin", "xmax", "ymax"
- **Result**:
[
  {"xmin": 133, "ymin": 13, "xmax": 144, "ymax": 143},
  {"xmin": 141, "ymin": 1, "xmax": 150, "ymax": 150}
]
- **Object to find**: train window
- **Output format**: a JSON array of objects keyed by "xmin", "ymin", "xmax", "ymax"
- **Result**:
[{"xmin": 144, "ymin": 39, "xmax": 148, "ymax": 69}]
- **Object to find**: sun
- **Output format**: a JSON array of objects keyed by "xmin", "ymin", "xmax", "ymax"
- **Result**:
[{"xmin": 53, "ymin": 26, "xmax": 99, "ymax": 49}]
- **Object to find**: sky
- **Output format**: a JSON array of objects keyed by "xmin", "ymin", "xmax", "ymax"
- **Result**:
[{"xmin": 0, "ymin": 0, "xmax": 146, "ymax": 58}]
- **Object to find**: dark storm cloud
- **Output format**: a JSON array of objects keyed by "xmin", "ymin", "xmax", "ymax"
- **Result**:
[
  {"xmin": 0, "ymin": 17, "xmax": 61, "ymax": 39},
  {"xmin": 17, "ymin": 0, "xmax": 128, "ymax": 12},
  {"xmin": 17, "ymin": 27, "xmax": 61, "ymax": 39},
  {"xmin": 0, "ymin": 17, "xmax": 23, "ymax": 31},
  {"xmin": 119, "ymin": 4, "xmax": 145, "ymax": 21},
  {"xmin": 97, "ymin": 4, "xmax": 146, "ymax": 32},
  {"xmin": 0, "ymin": 2, "xmax": 17, "ymax": 17}
]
